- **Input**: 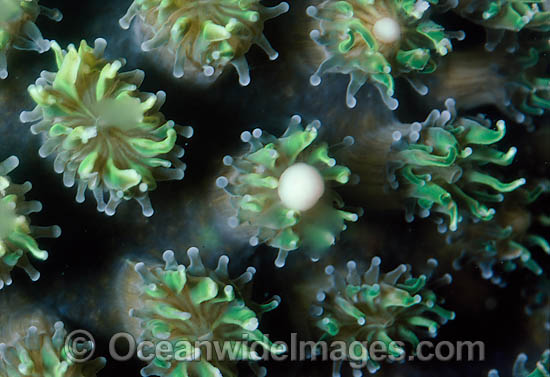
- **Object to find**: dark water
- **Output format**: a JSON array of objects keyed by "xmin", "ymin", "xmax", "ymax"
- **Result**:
[{"xmin": 0, "ymin": 1, "xmax": 548, "ymax": 377}]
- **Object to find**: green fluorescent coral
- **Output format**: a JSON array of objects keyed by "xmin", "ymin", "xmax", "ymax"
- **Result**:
[
  {"xmin": 313, "ymin": 257, "xmax": 455, "ymax": 374},
  {"xmin": 119, "ymin": 0, "xmax": 290, "ymax": 85},
  {"xmin": 489, "ymin": 349, "xmax": 550, "ymax": 377},
  {"xmin": 451, "ymin": 180, "xmax": 549, "ymax": 286},
  {"xmin": 388, "ymin": 98, "xmax": 526, "ymax": 232},
  {"xmin": 452, "ymin": 0, "xmax": 549, "ymax": 50},
  {"xmin": 0, "ymin": 0, "xmax": 62, "ymax": 79},
  {"xmin": 510, "ymin": 45, "xmax": 550, "ymax": 122},
  {"xmin": 131, "ymin": 248, "xmax": 285, "ymax": 377},
  {"xmin": 0, "ymin": 320, "xmax": 105, "ymax": 377},
  {"xmin": 19, "ymin": 38, "xmax": 193, "ymax": 217},
  {"xmin": 307, "ymin": 0, "xmax": 465, "ymax": 109},
  {"xmin": 217, "ymin": 115, "xmax": 359, "ymax": 267},
  {"xmin": 430, "ymin": 45, "xmax": 550, "ymax": 125},
  {"xmin": 0, "ymin": 156, "xmax": 61, "ymax": 290}
]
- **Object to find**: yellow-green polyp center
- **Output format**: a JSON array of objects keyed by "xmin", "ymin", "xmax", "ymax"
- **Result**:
[
  {"xmin": 0, "ymin": 201, "xmax": 17, "ymax": 239},
  {"xmin": 91, "ymin": 97, "xmax": 143, "ymax": 131},
  {"xmin": 277, "ymin": 162, "xmax": 325, "ymax": 212}
]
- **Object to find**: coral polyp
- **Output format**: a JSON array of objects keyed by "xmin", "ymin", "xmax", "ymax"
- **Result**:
[
  {"xmin": 511, "ymin": 45, "xmax": 550, "ymax": 122},
  {"xmin": 451, "ymin": 181, "xmax": 549, "ymax": 286},
  {"xmin": 388, "ymin": 99, "xmax": 526, "ymax": 232},
  {"xmin": 119, "ymin": 0, "xmax": 290, "ymax": 85},
  {"xmin": 307, "ymin": 0, "xmax": 465, "ymax": 108},
  {"xmin": 0, "ymin": 0, "xmax": 62, "ymax": 79},
  {"xmin": 0, "ymin": 156, "xmax": 61, "ymax": 290},
  {"xmin": 217, "ymin": 115, "xmax": 359, "ymax": 267},
  {"xmin": 431, "ymin": 43, "xmax": 549, "ymax": 124},
  {"xmin": 488, "ymin": 349, "xmax": 550, "ymax": 377},
  {"xmin": 20, "ymin": 38, "xmax": 193, "ymax": 217},
  {"xmin": 452, "ymin": 0, "xmax": 549, "ymax": 50},
  {"xmin": 0, "ymin": 315, "xmax": 105, "ymax": 377},
  {"xmin": 129, "ymin": 248, "xmax": 285, "ymax": 377},
  {"xmin": 312, "ymin": 257, "xmax": 455, "ymax": 374}
]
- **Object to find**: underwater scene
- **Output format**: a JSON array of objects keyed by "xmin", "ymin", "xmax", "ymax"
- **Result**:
[{"xmin": 0, "ymin": 0, "xmax": 549, "ymax": 376}]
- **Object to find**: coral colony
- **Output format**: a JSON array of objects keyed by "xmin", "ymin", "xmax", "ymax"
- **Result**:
[{"xmin": 0, "ymin": 0, "xmax": 549, "ymax": 377}]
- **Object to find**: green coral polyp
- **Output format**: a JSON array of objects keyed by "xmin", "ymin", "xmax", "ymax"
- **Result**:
[
  {"xmin": 511, "ymin": 46, "xmax": 550, "ymax": 122},
  {"xmin": 0, "ymin": 320, "xmax": 105, "ymax": 377},
  {"xmin": 307, "ymin": 0, "xmax": 465, "ymax": 109},
  {"xmin": 452, "ymin": 0, "xmax": 549, "ymax": 50},
  {"xmin": 313, "ymin": 257, "xmax": 455, "ymax": 374},
  {"xmin": 131, "ymin": 248, "xmax": 285, "ymax": 377},
  {"xmin": 0, "ymin": 156, "xmax": 61, "ymax": 290},
  {"xmin": 20, "ymin": 38, "xmax": 193, "ymax": 217},
  {"xmin": 119, "ymin": 0, "xmax": 289, "ymax": 85},
  {"xmin": 217, "ymin": 115, "xmax": 359, "ymax": 267},
  {"xmin": 0, "ymin": 0, "xmax": 62, "ymax": 79},
  {"xmin": 389, "ymin": 99, "xmax": 526, "ymax": 232},
  {"xmin": 429, "ymin": 46, "xmax": 549, "ymax": 125},
  {"xmin": 452, "ymin": 181, "xmax": 550, "ymax": 286}
]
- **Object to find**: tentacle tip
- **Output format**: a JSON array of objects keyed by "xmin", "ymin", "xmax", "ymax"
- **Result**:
[
  {"xmin": 52, "ymin": 225, "xmax": 62, "ymax": 237},
  {"xmin": 119, "ymin": 19, "xmax": 130, "ymax": 30},
  {"xmin": 346, "ymin": 96, "xmax": 357, "ymax": 108},
  {"xmin": 310, "ymin": 74, "xmax": 321, "ymax": 86},
  {"xmin": 163, "ymin": 250, "xmax": 175, "ymax": 260},
  {"xmin": 388, "ymin": 98, "xmax": 399, "ymax": 110},
  {"xmin": 306, "ymin": 6, "xmax": 318, "ymax": 16}
]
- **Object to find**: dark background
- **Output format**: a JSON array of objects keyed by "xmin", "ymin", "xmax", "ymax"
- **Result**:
[{"xmin": 0, "ymin": 0, "xmax": 548, "ymax": 376}]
